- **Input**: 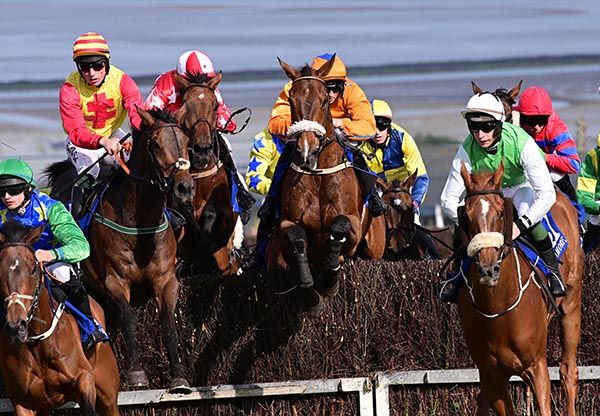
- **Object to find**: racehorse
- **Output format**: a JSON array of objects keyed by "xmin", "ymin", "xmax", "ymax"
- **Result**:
[
  {"xmin": 171, "ymin": 72, "xmax": 240, "ymax": 275},
  {"xmin": 0, "ymin": 220, "xmax": 119, "ymax": 415},
  {"xmin": 457, "ymin": 163, "xmax": 582, "ymax": 415},
  {"xmin": 265, "ymin": 56, "xmax": 385, "ymax": 317},
  {"xmin": 46, "ymin": 108, "xmax": 194, "ymax": 392},
  {"xmin": 381, "ymin": 175, "xmax": 453, "ymax": 260},
  {"xmin": 471, "ymin": 80, "xmax": 522, "ymax": 123}
]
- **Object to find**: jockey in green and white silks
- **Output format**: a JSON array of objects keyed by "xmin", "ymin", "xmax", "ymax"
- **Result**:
[
  {"xmin": 440, "ymin": 92, "xmax": 567, "ymax": 301},
  {"xmin": 0, "ymin": 158, "xmax": 108, "ymax": 350}
]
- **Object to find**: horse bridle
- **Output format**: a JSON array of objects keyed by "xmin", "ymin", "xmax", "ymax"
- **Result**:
[
  {"xmin": 133, "ymin": 123, "xmax": 191, "ymax": 192},
  {"xmin": 383, "ymin": 188, "xmax": 416, "ymax": 248},
  {"xmin": 0, "ymin": 242, "xmax": 43, "ymax": 325}
]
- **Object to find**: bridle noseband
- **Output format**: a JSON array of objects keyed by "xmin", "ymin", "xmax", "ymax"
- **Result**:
[{"xmin": 0, "ymin": 242, "xmax": 42, "ymax": 325}]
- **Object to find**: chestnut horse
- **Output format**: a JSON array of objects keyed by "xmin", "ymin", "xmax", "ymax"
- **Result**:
[
  {"xmin": 0, "ymin": 221, "xmax": 119, "ymax": 415},
  {"xmin": 458, "ymin": 164, "xmax": 582, "ymax": 415},
  {"xmin": 381, "ymin": 175, "xmax": 453, "ymax": 260},
  {"xmin": 46, "ymin": 108, "xmax": 194, "ymax": 392},
  {"xmin": 171, "ymin": 72, "xmax": 240, "ymax": 275},
  {"xmin": 265, "ymin": 56, "xmax": 385, "ymax": 316}
]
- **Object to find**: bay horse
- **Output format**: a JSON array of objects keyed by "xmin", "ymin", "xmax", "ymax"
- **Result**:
[
  {"xmin": 171, "ymin": 72, "xmax": 240, "ymax": 275},
  {"xmin": 458, "ymin": 163, "xmax": 582, "ymax": 415},
  {"xmin": 46, "ymin": 108, "xmax": 194, "ymax": 392},
  {"xmin": 381, "ymin": 175, "xmax": 453, "ymax": 260},
  {"xmin": 0, "ymin": 220, "xmax": 119, "ymax": 415},
  {"xmin": 265, "ymin": 56, "xmax": 385, "ymax": 317}
]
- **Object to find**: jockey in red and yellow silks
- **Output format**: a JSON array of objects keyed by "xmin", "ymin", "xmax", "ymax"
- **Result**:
[{"xmin": 59, "ymin": 32, "xmax": 143, "ymax": 219}]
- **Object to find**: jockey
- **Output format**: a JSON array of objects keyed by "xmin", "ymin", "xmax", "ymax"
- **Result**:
[
  {"xmin": 577, "ymin": 134, "xmax": 600, "ymax": 252},
  {"xmin": 145, "ymin": 50, "xmax": 256, "ymax": 220},
  {"xmin": 59, "ymin": 32, "xmax": 143, "ymax": 219},
  {"xmin": 440, "ymin": 92, "xmax": 567, "ymax": 302},
  {"xmin": 361, "ymin": 99, "xmax": 439, "ymax": 259},
  {"xmin": 245, "ymin": 128, "xmax": 285, "ymax": 196},
  {"xmin": 259, "ymin": 53, "xmax": 382, "ymax": 226},
  {"xmin": 513, "ymin": 86, "xmax": 584, "ymax": 224},
  {"xmin": 0, "ymin": 159, "xmax": 108, "ymax": 350}
]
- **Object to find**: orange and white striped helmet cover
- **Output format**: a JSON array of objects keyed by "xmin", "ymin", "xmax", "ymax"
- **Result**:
[{"xmin": 72, "ymin": 32, "xmax": 110, "ymax": 61}]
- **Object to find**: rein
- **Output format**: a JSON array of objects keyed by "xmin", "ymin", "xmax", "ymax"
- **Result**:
[{"xmin": 0, "ymin": 242, "xmax": 65, "ymax": 342}]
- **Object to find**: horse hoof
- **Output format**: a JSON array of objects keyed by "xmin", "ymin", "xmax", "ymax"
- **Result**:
[
  {"xmin": 127, "ymin": 370, "xmax": 149, "ymax": 387},
  {"xmin": 169, "ymin": 378, "xmax": 192, "ymax": 394}
]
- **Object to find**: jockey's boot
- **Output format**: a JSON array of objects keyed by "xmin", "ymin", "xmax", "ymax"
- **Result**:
[
  {"xmin": 70, "ymin": 174, "xmax": 94, "ymax": 220},
  {"xmin": 415, "ymin": 227, "xmax": 441, "ymax": 259},
  {"xmin": 222, "ymin": 148, "xmax": 256, "ymax": 213},
  {"xmin": 258, "ymin": 196, "xmax": 276, "ymax": 223},
  {"xmin": 583, "ymin": 222, "xmax": 600, "ymax": 253},
  {"xmin": 368, "ymin": 192, "xmax": 387, "ymax": 217},
  {"xmin": 166, "ymin": 207, "xmax": 186, "ymax": 231},
  {"xmin": 536, "ymin": 237, "xmax": 567, "ymax": 297},
  {"xmin": 63, "ymin": 273, "xmax": 109, "ymax": 350}
]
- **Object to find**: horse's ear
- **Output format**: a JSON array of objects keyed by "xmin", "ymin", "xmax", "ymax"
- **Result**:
[
  {"xmin": 277, "ymin": 57, "xmax": 301, "ymax": 80},
  {"xmin": 136, "ymin": 105, "xmax": 155, "ymax": 127},
  {"xmin": 174, "ymin": 73, "xmax": 191, "ymax": 92},
  {"xmin": 403, "ymin": 170, "xmax": 419, "ymax": 189},
  {"xmin": 208, "ymin": 72, "xmax": 223, "ymax": 90},
  {"xmin": 508, "ymin": 80, "xmax": 523, "ymax": 100},
  {"xmin": 460, "ymin": 162, "xmax": 473, "ymax": 191},
  {"xmin": 471, "ymin": 81, "xmax": 483, "ymax": 94},
  {"xmin": 314, "ymin": 53, "xmax": 336, "ymax": 79},
  {"xmin": 492, "ymin": 163, "xmax": 505, "ymax": 189},
  {"xmin": 23, "ymin": 224, "xmax": 45, "ymax": 246}
]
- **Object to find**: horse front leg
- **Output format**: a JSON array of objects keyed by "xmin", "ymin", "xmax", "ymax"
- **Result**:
[
  {"xmin": 521, "ymin": 360, "xmax": 552, "ymax": 416},
  {"xmin": 154, "ymin": 273, "xmax": 190, "ymax": 393},
  {"xmin": 320, "ymin": 215, "xmax": 352, "ymax": 297},
  {"xmin": 478, "ymin": 370, "xmax": 515, "ymax": 416},
  {"xmin": 74, "ymin": 370, "xmax": 97, "ymax": 416},
  {"xmin": 13, "ymin": 405, "xmax": 36, "ymax": 416},
  {"xmin": 282, "ymin": 222, "xmax": 322, "ymax": 317},
  {"xmin": 111, "ymin": 292, "xmax": 147, "ymax": 388}
]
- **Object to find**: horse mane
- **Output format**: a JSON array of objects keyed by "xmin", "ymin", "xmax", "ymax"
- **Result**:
[
  {"xmin": 43, "ymin": 160, "xmax": 75, "ymax": 188},
  {"xmin": 494, "ymin": 88, "xmax": 516, "ymax": 106},
  {"xmin": 185, "ymin": 72, "xmax": 212, "ymax": 85},
  {"xmin": 146, "ymin": 108, "xmax": 178, "ymax": 124},
  {"xmin": 0, "ymin": 219, "xmax": 34, "ymax": 243},
  {"xmin": 299, "ymin": 64, "xmax": 313, "ymax": 76}
]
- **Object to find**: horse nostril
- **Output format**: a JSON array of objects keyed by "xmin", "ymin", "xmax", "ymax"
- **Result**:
[{"xmin": 177, "ymin": 182, "xmax": 190, "ymax": 196}]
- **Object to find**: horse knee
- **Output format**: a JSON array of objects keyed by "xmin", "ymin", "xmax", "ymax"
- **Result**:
[
  {"xmin": 286, "ymin": 225, "xmax": 307, "ymax": 253},
  {"xmin": 330, "ymin": 215, "xmax": 351, "ymax": 240},
  {"xmin": 285, "ymin": 226, "xmax": 313, "ymax": 288}
]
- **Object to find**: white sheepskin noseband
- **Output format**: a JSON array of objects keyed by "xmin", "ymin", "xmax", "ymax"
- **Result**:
[
  {"xmin": 287, "ymin": 120, "xmax": 326, "ymax": 137},
  {"xmin": 467, "ymin": 232, "xmax": 504, "ymax": 257}
]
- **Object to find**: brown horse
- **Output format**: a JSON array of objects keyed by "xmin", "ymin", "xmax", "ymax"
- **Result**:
[
  {"xmin": 381, "ymin": 175, "xmax": 453, "ymax": 260},
  {"xmin": 265, "ymin": 56, "xmax": 385, "ymax": 316},
  {"xmin": 171, "ymin": 72, "xmax": 240, "ymax": 275},
  {"xmin": 0, "ymin": 220, "xmax": 119, "ymax": 415},
  {"xmin": 46, "ymin": 108, "xmax": 194, "ymax": 392},
  {"xmin": 471, "ymin": 80, "xmax": 522, "ymax": 123},
  {"xmin": 457, "ymin": 164, "xmax": 582, "ymax": 415}
]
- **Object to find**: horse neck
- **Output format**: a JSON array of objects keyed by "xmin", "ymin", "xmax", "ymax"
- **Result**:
[
  {"xmin": 110, "ymin": 138, "xmax": 166, "ymax": 225},
  {"xmin": 317, "ymin": 140, "xmax": 345, "ymax": 169}
]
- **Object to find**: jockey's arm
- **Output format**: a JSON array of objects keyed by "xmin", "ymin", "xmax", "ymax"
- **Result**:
[
  {"xmin": 544, "ymin": 136, "xmax": 581, "ymax": 175},
  {"xmin": 576, "ymin": 150, "xmax": 600, "ymax": 214},
  {"xmin": 214, "ymin": 88, "xmax": 237, "ymax": 132},
  {"xmin": 518, "ymin": 139, "xmax": 556, "ymax": 228},
  {"xmin": 245, "ymin": 131, "xmax": 277, "ymax": 195},
  {"xmin": 268, "ymin": 83, "xmax": 292, "ymax": 136},
  {"xmin": 119, "ymin": 73, "xmax": 143, "ymax": 130},
  {"xmin": 401, "ymin": 131, "xmax": 429, "ymax": 207},
  {"xmin": 59, "ymin": 83, "xmax": 102, "ymax": 150},
  {"xmin": 144, "ymin": 73, "xmax": 169, "ymax": 111},
  {"xmin": 46, "ymin": 202, "xmax": 91, "ymax": 263},
  {"xmin": 440, "ymin": 147, "xmax": 469, "ymax": 225},
  {"xmin": 339, "ymin": 83, "xmax": 376, "ymax": 140}
]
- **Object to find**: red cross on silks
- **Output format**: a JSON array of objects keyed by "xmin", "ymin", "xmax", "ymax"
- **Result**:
[{"xmin": 84, "ymin": 93, "xmax": 116, "ymax": 129}]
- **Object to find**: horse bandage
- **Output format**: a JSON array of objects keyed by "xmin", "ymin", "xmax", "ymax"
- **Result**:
[
  {"xmin": 467, "ymin": 232, "xmax": 504, "ymax": 257},
  {"xmin": 287, "ymin": 120, "xmax": 326, "ymax": 138}
]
